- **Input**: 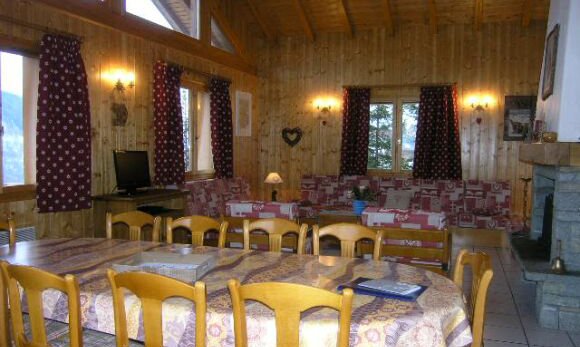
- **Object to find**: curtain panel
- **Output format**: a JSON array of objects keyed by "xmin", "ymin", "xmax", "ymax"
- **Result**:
[
  {"xmin": 339, "ymin": 87, "xmax": 371, "ymax": 176},
  {"xmin": 36, "ymin": 34, "xmax": 91, "ymax": 213},
  {"xmin": 153, "ymin": 61, "xmax": 185, "ymax": 186},
  {"xmin": 412, "ymin": 85, "xmax": 462, "ymax": 180},
  {"xmin": 209, "ymin": 78, "xmax": 234, "ymax": 179}
]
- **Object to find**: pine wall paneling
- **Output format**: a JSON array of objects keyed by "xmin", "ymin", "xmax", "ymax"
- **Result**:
[
  {"xmin": 0, "ymin": 0, "xmax": 260, "ymax": 238},
  {"xmin": 256, "ymin": 22, "xmax": 546, "ymax": 217}
]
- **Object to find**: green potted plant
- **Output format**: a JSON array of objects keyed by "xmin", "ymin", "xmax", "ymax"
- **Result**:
[{"xmin": 351, "ymin": 186, "xmax": 375, "ymax": 216}]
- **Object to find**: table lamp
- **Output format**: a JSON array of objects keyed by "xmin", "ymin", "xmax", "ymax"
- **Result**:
[{"xmin": 264, "ymin": 172, "xmax": 283, "ymax": 201}]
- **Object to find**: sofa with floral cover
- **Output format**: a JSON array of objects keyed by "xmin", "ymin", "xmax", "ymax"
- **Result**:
[
  {"xmin": 299, "ymin": 175, "xmax": 521, "ymax": 232},
  {"xmin": 184, "ymin": 177, "xmax": 251, "ymax": 218}
]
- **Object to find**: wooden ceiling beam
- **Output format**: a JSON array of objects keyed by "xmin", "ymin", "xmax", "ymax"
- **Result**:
[
  {"xmin": 211, "ymin": 6, "xmax": 247, "ymax": 60},
  {"xmin": 292, "ymin": 0, "xmax": 315, "ymax": 42},
  {"xmin": 380, "ymin": 0, "xmax": 394, "ymax": 36},
  {"xmin": 474, "ymin": 0, "xmax": 484, "ymax": 31},
  {"xmin": 246, "ymin": 0, "xmax": 274, "ymax": 41},
  {"xmin": 337, "ymin": 0, "xmax": 354, "ymax": 37},
  {"xmin": 428, "ymin": 0, "xmax": 437, "ymax": 34},
  {"xmin": 521, "ymin": 0, "xmax": 533, "ymax": 27}
]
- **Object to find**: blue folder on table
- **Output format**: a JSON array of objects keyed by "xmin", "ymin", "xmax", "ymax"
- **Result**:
[{"xmin": 337, "ymin": 277, "xmax": 427, "ymax": 301}]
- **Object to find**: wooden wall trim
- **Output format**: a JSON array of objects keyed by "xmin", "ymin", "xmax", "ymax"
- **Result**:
[
  {"xmin": 31, "ymin": 0, "xmax": 257, "ymax": 75},
  {"xmin": 0, "ymin": 34, "xmax": 40, "ymax": 56},
  {"xmin": 0, "ymin": 185, "xmax": 36, "ymax": 203}
]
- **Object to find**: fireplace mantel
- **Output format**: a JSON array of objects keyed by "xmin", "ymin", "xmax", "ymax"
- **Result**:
[{"xmin": 519, "ymin": 143, "xmax": 580, "ymax": 166}]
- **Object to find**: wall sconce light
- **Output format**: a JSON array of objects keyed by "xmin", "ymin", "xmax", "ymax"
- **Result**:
[
  {"xmin": 466, "ymin": 94, "xmax": 494, "ymax": 124},
  {"xmin": 314, "ymin": 97, "xmax": 337, "ymax": 113},
  {"xmin": 103, "ymin": 69, "xmax": 136, "ymax": 127}
]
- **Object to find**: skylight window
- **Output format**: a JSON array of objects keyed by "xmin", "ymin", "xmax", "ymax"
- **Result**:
[{"xmin": 126, "ymin": 0, "xmax": 173, "ymax": 30}]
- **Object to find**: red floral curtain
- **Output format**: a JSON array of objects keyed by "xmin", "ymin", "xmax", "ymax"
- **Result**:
[
  {"xmin": 413, "ymin": 85, "xmax": 462, "ymax": 180},
  {"xmin": 340, "ymin": 87, "xmax": 371, "ymax": 176},
  {"xmin": 153, "ymin": 61, "xmax": 185, "ymax": 186},
  {"xmin": 209, "ymin": 78, "xmax": 234, "ymax": 179},
  {"xmin": 36, "ymin": 34, "xmax": 91, "ymax": 213}
]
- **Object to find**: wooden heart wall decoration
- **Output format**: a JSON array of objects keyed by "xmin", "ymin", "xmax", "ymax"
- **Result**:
[{"xmin": 282, "ymin": 127, "xmax": 303, "ymax": 147}]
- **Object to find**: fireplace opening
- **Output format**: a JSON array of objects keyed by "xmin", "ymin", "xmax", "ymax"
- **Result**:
[{"xmin": 536, "ymin": 193, "xmax": 553, "ymax": 261}]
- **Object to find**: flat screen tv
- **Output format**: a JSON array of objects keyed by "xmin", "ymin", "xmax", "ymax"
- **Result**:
[{"xmin": 113, "ymin": 150, "xmax": 152, "ymax": 195}]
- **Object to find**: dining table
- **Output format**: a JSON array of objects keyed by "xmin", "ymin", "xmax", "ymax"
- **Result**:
[{"xmin": 0, "ymin": 238, "xmax": 472, "ymax": 347}]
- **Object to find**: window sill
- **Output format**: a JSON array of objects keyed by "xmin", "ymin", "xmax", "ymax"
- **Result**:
[
  {"xmin": 367, "ymin": 169, "xmax": 413, "ymax": 178},
  {"xmin": 0, "ymin": 184, "xmax": 36, "ymax": 203},
  {"xmin": 185, "ymin": 171, "xmax": 216, "ymax": 182}
]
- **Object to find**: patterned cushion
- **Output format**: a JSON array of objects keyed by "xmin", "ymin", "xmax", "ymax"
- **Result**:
[
  {"xmin": 362, "ymin": 207, "xmax": 447, "ymax": 230},
  {"xmin": 382, "ymin": 238, "xmax": 443, "ymax": 249},
  {"xmin": 380, "ymin": 255, "xmax": 443, "ymax": 267},
  {"xmin": 226, "ymin": 200, "xmax": 299, "ymax": 220},
  {"xmin": 464, "ymin": 180, "xmax": 511, "ymax": 216},
  {"xmin": 184, "ymin": 177, "xmax": 251, "ymax": 217},
  {"xmin": 457, "ymin": 212, "xmax": 510, "ymax": 230}
]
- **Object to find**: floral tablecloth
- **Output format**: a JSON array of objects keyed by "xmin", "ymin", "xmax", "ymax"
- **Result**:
[{"xmin": 0, "ymin": 238, "xmax": 471, "ymax": 347}]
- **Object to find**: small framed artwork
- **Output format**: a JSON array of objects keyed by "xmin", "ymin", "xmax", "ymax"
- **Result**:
[
  {"xmin": 235, "ymin": 91, "xmax": 252, "ymax": 137},
  {"xmin": 504, "ymin": 96, "xmax": 536, "ymax": 141},
  {"xmin": 542, "ymin": 24, "xmax": 559, "ymax": 100}
]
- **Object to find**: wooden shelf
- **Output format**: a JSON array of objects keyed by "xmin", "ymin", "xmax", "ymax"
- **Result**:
[{"xmin": 519, "ymin": 143, "xmax": 580, "ymax": 166}]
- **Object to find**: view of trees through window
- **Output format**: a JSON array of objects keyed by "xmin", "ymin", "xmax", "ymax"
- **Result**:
[
  {"xmin": 1, "ymin": 52, "xmax": 24, "ymax": 186},
  {"xmin": 368, "ymin": 101, "xmax": 419, "ymax": 171},
  {"xmin": 180, "ymin": 87, "xmax": 193, "ymax": 172}
]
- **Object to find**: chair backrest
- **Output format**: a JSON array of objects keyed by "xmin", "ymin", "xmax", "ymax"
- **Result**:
[
  {"xmin": 107, "ymin": 269, "xmax": 206, "ymax": 347},
  {"xmin": 228, "ymin": 279, "xmax": 353, "ymax": 347},
  {"xmin": 242, "ymin": 218, "xmax": 308, "ymax": 254},
  {"xmin": 452, "ymin": 250, "xmax": 494, "ymax": 347},
  {"xmin": 166, "ymin": 215, "xmax": 228, "ymax": 247},
  {"xmin": 0, "ymin": 261, "xmax": 82, "ymax": 347},
  {"xmin": 376, "ymin": 227, "xmax": 451, "ymax": 273},
  {"xmin": 0, "ymin": 218, "xmax": 16, "ymax": 247},
  {"xmin": 313, "ymin": 223, "xmax": 382, "ymax": 260},
  {"xmin": 106, "ymin": 211, "xmax": 161, "ymax": 241}
]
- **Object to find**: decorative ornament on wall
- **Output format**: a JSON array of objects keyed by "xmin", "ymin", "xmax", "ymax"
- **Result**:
[{"xmin": 281, "ymin": 127, "xmax": 302, "ymax": 147}]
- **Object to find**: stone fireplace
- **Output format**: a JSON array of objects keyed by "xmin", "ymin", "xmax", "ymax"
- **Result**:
[{"xmin": 515, "ymin": 143, "xmax": 580, "ymax": 331}]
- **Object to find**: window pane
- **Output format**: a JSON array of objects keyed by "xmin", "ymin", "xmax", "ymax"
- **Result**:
[
  {"xmin": 180, "ymin": 87, "xmax": 192, "ymax": 172},
  {"xmin": 401, "ymin": 102, "xmax": 419, "ymax": 170},
  {"xmin": 368, "ymin": 103, "xmax": 394, "ymax": 170},
  {"xmin": 211, "ymin": 18, "xmax": 235, "ymax": 54},
  {"xmin": 126, "ymin": 0, "xmax": 201, "ymax": 39},
  {"xmin": 1, "ymin": 52, "xmax": 25, "ymax": 186}
]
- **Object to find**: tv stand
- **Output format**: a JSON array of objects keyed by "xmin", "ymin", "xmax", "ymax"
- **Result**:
[{"xmin": 92, "ymin": 189, "xmax": 187, "ymax": 238}]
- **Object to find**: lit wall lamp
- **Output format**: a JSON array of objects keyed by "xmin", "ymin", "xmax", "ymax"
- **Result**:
[
  {"xmin": 466, "ymin": 94, "xmax": 494, "ymax": 124},
  {"xmin": 313, "ymin": 97, "xmax": 339, "ymax": 126},
  {"xmin": 103, "ymin": 69, "xmax": 136, "ymax": 127}
]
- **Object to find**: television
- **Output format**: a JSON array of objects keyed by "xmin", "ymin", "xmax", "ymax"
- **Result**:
[{"xmin": 113, "ymin": 150, "xmax": 152, "ymax": 195}]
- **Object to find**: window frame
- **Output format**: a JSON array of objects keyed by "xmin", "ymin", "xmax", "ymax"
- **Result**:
[
  {"xmin": 180, "ymin": 80, "xmax": 214, "ymax": 181},
  {"xmin": 367, "ymin": 93, "xmax": 419, "ymax": 176},
  {"xmin": 0, "ymin": 38, "xmax": 39, "ymax": 202}
]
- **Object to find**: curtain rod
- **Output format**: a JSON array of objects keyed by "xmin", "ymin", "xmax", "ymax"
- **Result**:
[
  {"xmin": 0, "ymin": 15, "xmax": 84, "ymax": 41},
  {"xmin": 168, "ymin": 61, "xmax": 232, "ymax": 84},
  {"xmin": 343, "ymin": 82, "xmax": 456, "ymax": 89}
]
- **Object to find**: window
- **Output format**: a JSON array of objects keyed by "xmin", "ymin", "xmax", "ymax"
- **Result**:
[
  {"xmin": 0, "ymin": 51, "xmax": 38, "ymax": 187},
  {"xmin": 367, "ymin": 99, "xmax": 419, "ymax": 172},
  {"xmin": 126, "ymin": 0, "xmax": 200, "ymax": 39},
  {"xmin": 180, "ymin": 83, "xmax": 213, "ymax": 178}
]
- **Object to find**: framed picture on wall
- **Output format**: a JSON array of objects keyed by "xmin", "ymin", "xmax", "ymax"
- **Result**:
[
  {"xmin": 504, "ymin": 96, "xmax": 536, "ymax": 141},
  {"xmin": 541, "ymin": 24, "xmax": 559, "ymax": 100},
  {"xmin": 235, "ymin": 91, "xmax": 252, "ymax": 137}
]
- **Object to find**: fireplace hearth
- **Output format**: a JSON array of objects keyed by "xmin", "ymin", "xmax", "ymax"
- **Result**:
[{"xmin": 512, "ymin": 164, "xmax": 580, "ymax": 332}]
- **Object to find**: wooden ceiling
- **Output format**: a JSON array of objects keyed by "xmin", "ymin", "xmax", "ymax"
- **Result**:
[{"xmin": 239, "ymin": 0, "xmax": 550, "ymax": 41}]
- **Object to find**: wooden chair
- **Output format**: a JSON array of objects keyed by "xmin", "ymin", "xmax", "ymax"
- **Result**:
[
  {"xmin": 106, "ymin": 211, "xmax": 161, "ymax": 241},
  {"xmin": 313, "ymin": 223, "xmax": 382, "ymax": 260},
  {"xmin": 452, "ymin": 250, "xmax": 494, "ymax": 347},
  {"xmin": 228, "ymin": 279, "xmax": 353, "ymax": 347},
  {"xmin": 242, "ymin": 218, "xmax": 308, "ymax": 254},
  {"xmin": 373, "ymin": 227, "xmax": 451, "ymax": 274},
  {"xmin": 107, "ymin": 269, "xmax": 206, "ymax": 347},
  {"xmin": 0, "ymin": 261, "xmax": 83, "ymax": 347},
  {"xmin": 166, "ymin": 215, "xmax": 228, "ymax": 247},
  {"xmin": 0, "ymin": 218, "xmax": 16, "ymax": 247}
]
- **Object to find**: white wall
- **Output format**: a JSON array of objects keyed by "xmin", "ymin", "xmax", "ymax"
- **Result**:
[{"xmin": 536, "ymin": 0, "xmax": 580, "ymax": 142}]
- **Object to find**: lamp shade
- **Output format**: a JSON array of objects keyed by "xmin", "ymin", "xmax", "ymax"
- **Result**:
[{"xmin": 264, "ymin": 172, "xmax": 283, "ymax": 184}]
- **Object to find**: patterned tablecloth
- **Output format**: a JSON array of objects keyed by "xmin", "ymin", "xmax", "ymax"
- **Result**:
[
  {"xmin": 362, "ymin": 207, "xmax": 447, "ymax": 230},
  {"xmin": 0, "ymin": 239, "xmax": 471, "ymax": 347},
  {"xmin": 225, "ymin": 200, "xmax": 299, "ymax": 220}
]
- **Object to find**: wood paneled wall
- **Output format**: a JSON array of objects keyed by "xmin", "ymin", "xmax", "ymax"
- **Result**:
[
  {"xmin": 256, "ymin": 22, "xmax": 546, "ymax": 217},
  {"xmin": 0, "ymin": 0, "xmax": 260, "ymax": 237}
]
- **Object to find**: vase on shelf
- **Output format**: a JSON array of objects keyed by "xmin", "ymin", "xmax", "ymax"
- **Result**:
[{"xmin": 353, "ymin": 200, "xmax": 367, "ymax": 216}]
